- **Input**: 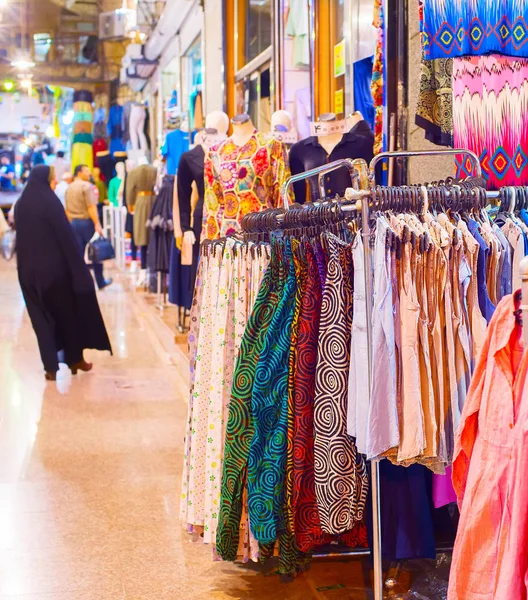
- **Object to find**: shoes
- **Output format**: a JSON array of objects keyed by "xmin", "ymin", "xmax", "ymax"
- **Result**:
[
  {"xmin": 45, "ymin": 371, "xmax": 57, "ymax": 381},
  {"xmin": 99, "ymin": 278, "xmax": 113, "ymax": 290},
  {"xmin": 71, "ymin": 360, "xmax": 93, "ymax": 375},
  {"xmin": 135, "ymin": 269, "xmax": 147, "ymax": 288}
]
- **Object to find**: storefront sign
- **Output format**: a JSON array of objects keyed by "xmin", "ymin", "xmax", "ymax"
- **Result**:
[
  {"xmin": 309, "ymin": 119, "xmax": 348, "ymax": 137},
  {"xmin": 334, "ymin": 40, "xmax": 346, "ymax": 78},
  {"xmin": 334, "ymin": 89, "xmax": 344, "ymax": 115}
]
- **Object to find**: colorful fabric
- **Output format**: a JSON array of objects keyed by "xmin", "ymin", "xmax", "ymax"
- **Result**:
[
  {"xmin": 453, "ymin": 55, "xmax": 528, "ymax": 189},
  {"xmin": 314, "ymin": 235, "xmax": 369, "ymax": 535},
  {"xmin": 216, "ymin": 246, "xmax": 280, "ymax": 560},
  {"xmin": 203, "ymin": 131, "xmax": 291, "ymax": 240},
  {"xmin": 371, "ymin": 0, "xmax": 385, "ymax": 155},
  {"xmin": 449, "ymin": 294, "xmax": 524, "ymax": 600},
  {"xmin": 422, "ymin": 0, "xmax": 528, "ymax": 60}
]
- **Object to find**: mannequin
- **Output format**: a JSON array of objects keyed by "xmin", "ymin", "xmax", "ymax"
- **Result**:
[
  {"xmin": 202, "ymin": 112, "xmax": 290, "ymax": 239},
  {"xmin": 129, "ymin": 103, "xmax": 148, "ymax": 152},
  {"xmin": 108, "ymin": 161, "xmax": 125, "ymax": 207},
  {"xmin": 271, "ymin": 110, "xmax": 293, "ymax": 132},
  {"xmin": 169, "ymin": 111, "xmax": 230, "ymax": 315},
  {"xmin": 126, "ymin": 160, "xmax": 157, "ymax": 286},
  {"xmin": 230, "ymin": 113, "xmax": 255, "ymax": 146},
  {"xmin": 288, "ymin": 111, "xmax": 374, "ymax": 204}
]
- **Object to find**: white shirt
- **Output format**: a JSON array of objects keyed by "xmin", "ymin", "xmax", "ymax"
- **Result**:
[
  {"xmin": 53, "ymin": 157, "xmax": 70, "ymax": 182},
  {"xmin": 55, "ymin": 181, "xmax": 69, "ymax": 207}
]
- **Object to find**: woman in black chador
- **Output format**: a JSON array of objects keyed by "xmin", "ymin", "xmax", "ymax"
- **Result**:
[{"xmin": 15, "ymin": 164, "xmax": 112, "ymax": 381}]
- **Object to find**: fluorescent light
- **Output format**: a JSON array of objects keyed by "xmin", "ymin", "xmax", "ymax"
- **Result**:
[
  {"xmin": 18, "ymin": 143, "xmax": 27, "ymax": 153},
  {"xmin": 11, "ymin": 59, "xmax": 35, "ymax": 69},
  {"xmin": 62, "ymin": 110, "xmax": 74, "ymax": 125}
]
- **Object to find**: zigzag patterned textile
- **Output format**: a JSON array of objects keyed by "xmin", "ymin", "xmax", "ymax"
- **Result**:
[
  {"xmin": 423, "ymin": 0, "xmax": 528, "ymax": 60},
  {"xmin": 453, "ymin": 55, "xmax": 528, "ymax": 188}
]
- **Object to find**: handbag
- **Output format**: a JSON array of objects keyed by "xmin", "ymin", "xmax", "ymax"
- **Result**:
[
  {"xmin": 88, "ymin": 235, "xmax": 115, "ymax": 262},
  {"xmin": 1, "ymin": 228, "xmax": 16, "ymax": 260}
]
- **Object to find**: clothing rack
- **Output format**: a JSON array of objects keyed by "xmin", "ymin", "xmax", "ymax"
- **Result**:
[{"xmin": 276, "ymin": 147, "xmax": 487, "ymax": 600}]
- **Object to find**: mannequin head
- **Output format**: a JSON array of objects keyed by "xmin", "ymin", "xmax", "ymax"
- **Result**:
[
  {"xmin": 115, "ymin": 161, "xmax": 125, "ymax": 178},
  {"xmin": 271, "ymin": 110, "xmax": 292, "ymax": 133},
  {"xmin": 205, "ymin": 111, "xmax": 229, "ymax": 135}
]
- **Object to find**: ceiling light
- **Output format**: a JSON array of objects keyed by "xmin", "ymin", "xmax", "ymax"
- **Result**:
[
  {"xmin": 3, "ymin": 80, "xmax": 13, "ymax": 91},
  {"xmin": 18, "ymin": 143, "xmax": 27, "ymax": 153}
]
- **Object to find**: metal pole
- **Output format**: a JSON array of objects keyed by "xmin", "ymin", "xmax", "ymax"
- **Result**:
[{"xmin": 369, "ymin": 148, "xmax": 483, "ymax": 181}]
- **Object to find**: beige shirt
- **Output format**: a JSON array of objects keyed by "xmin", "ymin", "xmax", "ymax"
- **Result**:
[{"xmin": 65, "ymin": 179, "xmax": 96, "ymax": 219}]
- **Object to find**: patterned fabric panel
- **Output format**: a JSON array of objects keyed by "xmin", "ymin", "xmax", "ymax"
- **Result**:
[
  {"xmin": 423, "ymin": 0, "xmax": 528, "ymax": 60},
  {"xmin": 453, "ymin": 54, "xmax": 528, "ymax": 188}
]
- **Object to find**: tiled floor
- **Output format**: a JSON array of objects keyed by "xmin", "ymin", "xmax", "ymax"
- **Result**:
[{"xmin": 0, "ymin": 258, "xmax": 435, "ymax": 600}]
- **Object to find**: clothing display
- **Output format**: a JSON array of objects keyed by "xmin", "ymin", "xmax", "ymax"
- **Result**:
[
  {"xmin": 422, "ymin": 0, "xmax": 528, "ymax": 61},
  {"xmin": 285, "ymin": 0, "xmax": 310, "ymax": 67},
  {"xmin": 129, "ymin": 104, "xmax": 148, "ymax": 152},
  {"xmin": 453, "ymin": 55, "xmax": 528, "ymax": 188},
  {"xmin": 71, "ymin": 143, "xmax": 93, "ymax": 171},
  {"xmin": 108, "ymin": 104, "xmax": 126, "ymax": 154},
  {"xmin": 372, "ymin": 0, "xmax": 385, "ymax": 154},
  {"xmin": 289, "ymin": 121, "xmax": 375, "ymax": 204},
  {"xmin": 126, "ymin": 164, "xmax": 157, "ymax": 247},
  {"xmin": 72, "ymin": 91, "xmax": 94, "ymax": 171},
  {"xmin": 353, "ymin": 56, "xmax": 376, "ymax": 134},
  {"xmin": 108, "ymin": 174, "xmax": 122, "ymax": 207},
  {"xmin": 177, "ymin": 145, "xmax": 205, "ymax": 294},
  {"xmin": 93, "ymin": 139, "xmax": 108, "ymax": 169},
  {"xmin": 146, "ymin": 174, "xmax": 174, "ymax": 273},
  {"xmin": 416, "ymin": 57, "xmax": 453, "ymax": 147},
  {"xmin": 162, "ymin": 129, "xmax": 190, "ymax": 175},
  {"xmin": 97, "ymin": 153, "xmax": 115, "ymax": 184},
  {"xmin": 203, "ymin": 131, "xmax": 290, "ymax": 240},
  {"xmin": 448, "ymin": 294, "xmax": 526, "ymax": 600}
]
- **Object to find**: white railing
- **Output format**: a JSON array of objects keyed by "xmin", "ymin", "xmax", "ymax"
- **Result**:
[{"xmin": 102, "ymin": 205, "xmax": 127, "ymax": 271}]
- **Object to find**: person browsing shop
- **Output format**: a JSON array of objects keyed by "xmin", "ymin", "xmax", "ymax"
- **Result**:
[{"xmin": 66, "ymin": 164, "xmax": 112, "ymax": 290}]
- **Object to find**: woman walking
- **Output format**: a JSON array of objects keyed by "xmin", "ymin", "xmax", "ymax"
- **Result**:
[{"xmin": 14, "ymin": 165, "xmax": 112, "ymax": 381}]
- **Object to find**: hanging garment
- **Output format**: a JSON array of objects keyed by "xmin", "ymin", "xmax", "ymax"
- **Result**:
[
  {"xmin": 353, "ymin": 55, "xmax": 376, "ymax": 133},
  {"xmin": 178, "ymin": 145, "xmax": 205, "ymax": 295},
  {"xmin": 126, "ymin": 164, "xmax": 157, "ymax": 247},
  {"xmin": 285, "ymin": 0, "xmax": 310, "ymax": 67},
  {"xmin": 71, "ymin": 142, "xmax": 93, "ymax": 171},
  {"xmin": 415, "ymin": 57, "xmax": 453, "ymax": 147},
  {"xmin": 93, "ymin": 139, "xmax": 108, "ymax": 169},
  {"xmin": 203, "ymin": 131, "xmax": 290, "ymax": 240},
  {"xmin": 448, "ymin": 294, "xmax": 524, "ymax": 600},
  {"xmin": 453, "ymin": 55, "xmax": 528, "ymax": 189},
  {"xmin": 129, "ymin": 104, "xmax": 148, "ymax": 152},
  {"xmin": 108, "ymin": 175, "xmax": 122, "ymax": 207},
  {"xmin": 162, "ymin": 129, "xmax": 190, "ymax": 175},
  {"xmin": 147, "ymin": 175, "xmax": 174, "ymax": 273},
  {"xmin": 422, "ymin": 0, "xmax": 528, "ymax": 60},
  {"xmin": 107, "ymin": 104, "xmax": 126, "ymax": 154},
  {"xmin": 98, "ymin": 153, "xmax": 115, "ymax": 183},
  {"xmin": 314, "ymin": 234, "xmax": 368, "ymax": 535}
]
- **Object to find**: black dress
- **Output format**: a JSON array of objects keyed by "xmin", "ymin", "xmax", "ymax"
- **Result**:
[{"xmin": 15, "ymin": 165, "xmax": 112, "ymax": 373}]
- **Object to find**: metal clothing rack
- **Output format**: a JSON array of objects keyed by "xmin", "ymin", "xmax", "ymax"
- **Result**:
[{"xmin": 279, "ymin": 147, "xmax": 484, "ymax": 600}]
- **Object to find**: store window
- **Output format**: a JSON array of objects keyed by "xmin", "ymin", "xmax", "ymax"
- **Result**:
[
  {"xmin": 181, "ymin": 36, "xmax": 204, "ymax": 135},
  {"xmin": 236, "ymin": 0, "xmax": 273, "ymax": 70}
]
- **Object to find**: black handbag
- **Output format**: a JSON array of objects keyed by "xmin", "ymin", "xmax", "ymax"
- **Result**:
[{"xmin": 88, "ymin": 236, "xmax": 115, "ymax": 262}]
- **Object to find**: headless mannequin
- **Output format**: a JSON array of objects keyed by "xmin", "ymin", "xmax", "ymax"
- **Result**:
[
  {"xmin": 317, "ymin": 113, "xmax": 344, "ymax": 155},
  {"xmin": 110, "ymin": 161, "xmax": 125, "ymax": 207},
  {"xmin": 231, "ymin": 114, "xmax": 256, "ymax": 146},
  {"xmin": 271, "ymin": 110, "xmax": 293, "ymax": 132}
]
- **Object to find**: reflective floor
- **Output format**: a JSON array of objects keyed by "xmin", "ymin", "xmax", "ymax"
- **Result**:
[{"xmin": 0, "ymin": 258, "xmax": 435, "ymax": 600}]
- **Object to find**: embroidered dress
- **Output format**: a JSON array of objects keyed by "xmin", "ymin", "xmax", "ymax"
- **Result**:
[
  {"xmin": 203, "ymin": 132, "xmax": 291, "ymax": 240},
  {"xmin": 422, "ymin": 0, "xmax": 528, "ymax": 61},
  {"xmin": 453, "ymin": 55, "xmax": 528, "ymax": 188}
]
